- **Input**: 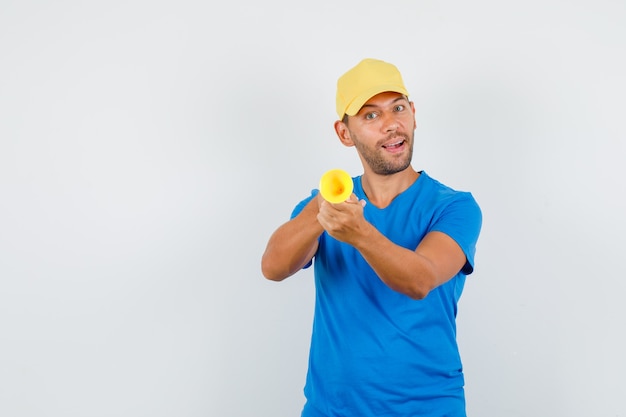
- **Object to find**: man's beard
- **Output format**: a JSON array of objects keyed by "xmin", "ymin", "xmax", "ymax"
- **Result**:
[{"xmin": 351, "ymin": 132, "xmax": 414, "ymax": 176}]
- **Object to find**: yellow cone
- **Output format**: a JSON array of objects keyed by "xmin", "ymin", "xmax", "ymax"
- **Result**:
[{"xmin": 319, "ymin": 169, "xmax": 353, "ymax": 203}]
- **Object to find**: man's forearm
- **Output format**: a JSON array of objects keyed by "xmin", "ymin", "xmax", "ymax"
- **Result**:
[{"xmin": 261, "ymin": 199, "xmax": 323, "ymax": 281}]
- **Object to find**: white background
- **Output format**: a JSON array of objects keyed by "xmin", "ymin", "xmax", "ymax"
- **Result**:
[{"xmin": 1, "ymin": 1, "xmax": 625, "ymax": 416}]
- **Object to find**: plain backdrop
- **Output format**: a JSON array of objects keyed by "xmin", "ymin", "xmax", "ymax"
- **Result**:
[{"xmin": 1, "ymin": 1, "xmax": 625, "ymax": 416}]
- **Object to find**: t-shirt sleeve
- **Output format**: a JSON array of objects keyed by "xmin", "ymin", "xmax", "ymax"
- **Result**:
[
  {"xmin": 430, "ymin": 192, "xmax": 482, "ymax": 275},
  {"xmin": 289, "ymin": 189, "xmax": 320, "ymax": 269}
]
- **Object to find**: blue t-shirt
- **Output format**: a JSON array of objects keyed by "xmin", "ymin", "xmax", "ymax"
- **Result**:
[{"xmin": 291, "ymin": 171, "xmax": 482, "ymax": 417}]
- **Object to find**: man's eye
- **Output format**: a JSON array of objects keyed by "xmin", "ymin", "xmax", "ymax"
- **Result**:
[
  {"xmin": 394, "ymin": 104, "xmax": 405, "ymax": 112},
  {"xmin": 365, "ymin": 112, "xmax": 378, "ymax": 120}
]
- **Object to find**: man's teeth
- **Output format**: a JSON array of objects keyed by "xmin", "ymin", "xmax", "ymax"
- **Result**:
[{"xmin": 384, "ymin": 141, "xmax": 404, "ymax": 148}]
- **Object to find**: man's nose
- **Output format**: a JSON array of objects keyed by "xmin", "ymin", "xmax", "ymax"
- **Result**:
[{"xmin": 381, "ymin": 112, "xmax": 399, "ymax": 132}]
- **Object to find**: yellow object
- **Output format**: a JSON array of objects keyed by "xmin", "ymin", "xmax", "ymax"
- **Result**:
[
  {"xmin": 319, "ymin": 169, "xmax": 353, "ymax": 203},
  {"xmin": 335, "ymin": 58, "xmax": 409, "ymax": 119}
]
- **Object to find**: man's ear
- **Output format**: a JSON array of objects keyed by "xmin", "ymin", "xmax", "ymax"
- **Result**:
[{"xmin": 334, "ymin": 120, "xmax": 354, "ymax": 147}]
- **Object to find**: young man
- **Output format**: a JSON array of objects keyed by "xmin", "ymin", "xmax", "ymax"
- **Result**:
[{"xmin": 262, "ymin": 58, "xmax": 482, "ymax": 417}]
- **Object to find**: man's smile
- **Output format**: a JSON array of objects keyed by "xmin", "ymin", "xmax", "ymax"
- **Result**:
[{"xmin": 381, "ymin": 137, "xmax": 408, "ymax": 153}]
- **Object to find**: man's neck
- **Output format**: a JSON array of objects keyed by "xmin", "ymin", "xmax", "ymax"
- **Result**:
[{"xmin": 361, "ymin": 168, "xmax": 420, "ymax": 209}]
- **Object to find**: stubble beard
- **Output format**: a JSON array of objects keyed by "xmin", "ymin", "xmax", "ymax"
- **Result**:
[{"xmin": 351, "ymin": 131, "xmax": 414, "ymax": 176}]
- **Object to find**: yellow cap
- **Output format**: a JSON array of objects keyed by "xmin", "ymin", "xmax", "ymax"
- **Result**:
[{"xmin": 335, "ymin": 58, "xmax": 409, "ymax": 119}]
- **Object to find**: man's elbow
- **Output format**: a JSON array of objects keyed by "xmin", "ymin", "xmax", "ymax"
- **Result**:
[
  {"xmin": 403, "ymin": 277, "xmax": 438, "ymax": 300},
  {"xmin": 262, "ymin": 269, "xmax": 288, "ymax": 282},
  {"xmin": 403, "ymin": 259, "xmax": 445, "ymax": 300},
  {"xmin": 261, "ymin": 254, "xmax": 291, "ymax": 282},
  {"xmin": 261, "ymin": 259, "xmax": 283, "ymax": 281},
  {"xmin": 405, "ymin": 286, "xmax": 431, "ymax": 300}
]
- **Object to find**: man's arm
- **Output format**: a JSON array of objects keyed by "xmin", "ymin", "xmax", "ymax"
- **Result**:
[
  {"xmin": 317, "ymin": 198, "xmax": 466, "ymax": 299},
  {"xmin": 261, "ymin": 197, "xmax": 324, "ymax": 281},
  {"xmin": 355, "ymin": 229, "xmax": 466, "ymax": 299}
]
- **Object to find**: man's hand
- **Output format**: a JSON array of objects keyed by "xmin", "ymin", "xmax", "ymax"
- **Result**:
[{"xmin": 316, "ymin": 194, "xmax": 368, "ymax": 245}]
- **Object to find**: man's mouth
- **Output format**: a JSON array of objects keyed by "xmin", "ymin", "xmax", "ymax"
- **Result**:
[{"xmin": 382, "ymin": 139, "xmax": 406, "ymax": 150}]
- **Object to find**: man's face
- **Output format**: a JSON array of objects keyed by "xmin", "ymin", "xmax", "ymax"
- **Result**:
[{"xmin": 341, "ymin": 92, "xmax": 417, "ymax": 176}]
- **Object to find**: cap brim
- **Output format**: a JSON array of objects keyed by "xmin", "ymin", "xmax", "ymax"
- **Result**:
[{"xmin": 344, "ymin": 84, "xmax": 410, "ymax": 117}]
